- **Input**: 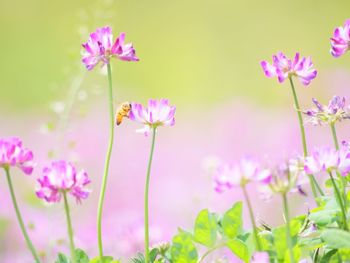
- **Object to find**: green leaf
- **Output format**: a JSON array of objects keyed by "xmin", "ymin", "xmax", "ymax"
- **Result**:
[
  {"xmin": 89, "ymin": 256, "xmax": 114, "ymax": 263},
  {"xmin": 221, "ymin": 202, "xmax": 242, "ymax": 239},
  {"xmin": 320, "ymin": 249, "xmax": 337, "ymax": 263},
  {"xmin": 55, "ymin": 253, "xmax": 70, "ymax": 263},
  {"xmin": 321, "ymin": 229, "xmax": 350, "ymax": 249},
  {"xmin": 309, "ymin": 209, "xmax": 338, "ymax": 227},
  {"xmin": 226, "ymin": 238, "xmax": 249, "ymax": 263},
  {"xmin": 284, "ymin": 245, "xmax": 301, "ymax": 263},
  {"xmin": 170, "ymin": 230, "xmax": 198, "ymax": 263},
  {"xmin": 193, "ymin": 209, "xmax": 217, "ymax": 247},
  {"xmin": 272, "ymin": 222, "xmax": 299, "ymax": 262},
  {"xmin": 149, "ymin": 248, "xmax": 159, "ymax": 262},
  {"xmin": 76, "ymin": 249, "xmax": 90, "ymax": 263}
]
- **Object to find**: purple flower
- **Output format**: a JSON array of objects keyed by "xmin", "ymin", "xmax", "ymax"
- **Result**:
[
  {"xmin": 129, "ymin": 99, "xmax": 176, "ymax": 136},
  {"xmin": 330, "ymin": 19, "xmax": 350, "ymax": 57},
  {"xmin": 213, "ymin": 157, "xmax": 260, "ymax": 192},
  {"xmin": 251, "ymin": 252, "xmax": 269, "ymax": 263},
  {"xmin": 304, "ymin": 146, "xmax": 350, "ymax": 176},
  {"xmin": 36, "ymin": 160, "xmax": 91, "ymax": 203},
  {"xmin": 0, "ymin": 137, "xmax": 35, "ymax": 175},
  {"xmin": 261, "ymin": 52, "xmax": 317, "ymax": 86},
  {"xmin": 304, "ymin": 147, "xmax": 339, "ymax": 174},
  {"xmin": 82, "ymin": 26, "xmax": 139, "ymax": 70},
  {"xmin": 259, "ymin": 158, "xmax": 307, "ymax": 196},
  {"xmin": 304, "ymin": 96, "xmax": 349, "ymax": 125}
]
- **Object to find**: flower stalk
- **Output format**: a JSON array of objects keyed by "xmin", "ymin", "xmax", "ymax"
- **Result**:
[
  {"xmin": 4, "ymin": 167, "xmax": 41, "ymax": 263},
  {"xmin": 330, "ymin": 123, "xmax": 348, "ymax": 208},
  {"xmin": 63, "ymin": 191, "xmax": 76, "ymax": 263},
  {"xmin": 282, "ymin": 193, "xmax": 295, "ymax": 263},
  {"xmin": 242, "ymin": 185, "xmax": 262, "ymax": 251},
  {"xmin": 144, "ymin": 127, "xmax": 157, "ymax": 263},
  {"xmin": 328, "ymin": 171, "xmax": 348, "ymax": 230},
  {"xmin": 288, "ymin": 77, "xmax": 323, "ymax": 198},
  {"xmin": 97, "ymin": 62, "xmax": 115, "ymax": 261}
]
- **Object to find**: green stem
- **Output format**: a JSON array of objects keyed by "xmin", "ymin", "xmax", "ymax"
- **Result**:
[
  {"xmin": 330, "ymin": 123, "xmax": 347, "ymax": 209},
  {"xmin": 282, "ymin": 193, "xmax": 295, "ymax": 263},
  {"xmin": 329, "ymin": 171, "xmax": 348, "ymax": 230},
  {"xmin": 4, "ymin": 168, "xmax": 41, "ymax": 263},
  {"xmin": 288, "ymin": 77, "xmax": 324, "ymax": 197},
  {"xmin": 63, "ymin": 192, "xmax": 76, "ymax": 263},
  {"xmin": 198, "ymin": 243, "xmax": 226, "ymax": 263},
  {"xmin": 97, "ymin": 63, "xmax": 115, "ymax": 262},
  {"xmin": 242, "ymin": 185, "xmax": 262, "ymax": 251},
  {"xmin": 331, "ymin": 123, "xmax": 340, "ymax": 150},
  {"xmin": 145, "ymin": 127, "xmax": 157, "ymax": 263}
]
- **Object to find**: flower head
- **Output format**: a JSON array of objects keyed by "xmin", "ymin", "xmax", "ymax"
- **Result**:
[
  {"xmin": 129, "ymin": 99, "xmax": 176, "ymax": 136},
  {"xmin": 259, "ymin": 157, "xmax": 307, "ymax": 196},
  {"xmin": 330, "ymin": 19, "xmax": 350, "ymax": 57},
  {"xmin": 304, "ymin": 147, "xmax": 339, "ymax": 174},
  {"xmin": 0, "ymin": 137, "xmax": 34, "ymax": 175},
  {"xmin": 36, "ymin": 160, "xmax": 91, "ymax": 203},
  {"xmin": 261, "ymin": 52, "xmax": 317, "ymax": 85},
  {"xmin": 304, "ymin": 96, "xmax": 350, "ymax": 125},
  {"xmin": 82, "ymin": 26, "xmax": 139, "ymax": 70},
  {"xmin": 304, "ymin": 146, "xmax": 350, "ymax": 176},
  {"xmin": 213, "ymin": 157, "xmax": 260, "ymax": 192}
]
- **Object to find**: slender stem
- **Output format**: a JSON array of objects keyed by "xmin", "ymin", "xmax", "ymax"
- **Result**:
[
  {"xmin": 63, "ymin": 192, "xmax": 76, "ymax": 263},
  {"xmin": 330, "ymin": 123, "xmax": 347, "ymax": 209},
  {"xmin": 282, "ymin": 193, "xmax": 295, "ymax": 263},
  {"xmin": 198, "ymin": 243, "xmax": 226, "ymax": 263},
  {"xmin": 242, "ymin": 185, "xmax": 262, "ymax": 251},
  {"xmin": 145, "ymin": 127, "xmax": 157, "ymax": 263},
  {"xmin": 97, "ymin": 63, "xmax": 115, "ymax": 262},
  {"xmin": 330, "ymin": 123, "xmax": 340, "ymax": 150},
  {"xmin": 288, "ymin": 77, "xmax": 324, "ymax": 197},
  {"xmin": 4, "ymin": 168, "xmax": 41, "ymax": 263},
  {"xmin": 329, "ymin": 171, "xmax": 348, "ymax": 230}
]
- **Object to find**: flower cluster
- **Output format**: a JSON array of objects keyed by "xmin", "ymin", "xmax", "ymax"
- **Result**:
[
  {"xmin": 82, "ymin": 26, "xmax": 139, "ymax": 70},
  {"xmin": 304, "ymin": 146, "xmax": 350, "ymax": 176},
  {"xmin": 330, "ymin": 19, "xmax": 350, "ymax": 57},
  {"xmin": 213, "ymin": 157, "xmax": 260, "ymax": 192},
  {"xmin": 0, "ymin": 137, "xmax": 35, "ymax": 175},
  {"xmin": 260, "ymin": 52, "xmax": 317, "ymax": 85},
  {"xmin": 259, "ymin": 157, "xmax": 308, "ymax": 197},
  {"xmin": 36, "ymin": 160, "xmax": 91, "ymax": 203},
  {"xmin": 129, "ymin": 99, "xmax": 176, "ymax": 136},
  {"xmin": 304, "ymin": 96, "xmax": 350, "ymax": 126}
]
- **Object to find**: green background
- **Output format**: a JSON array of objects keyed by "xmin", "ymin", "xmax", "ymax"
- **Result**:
[{"xmin": 0, "ymin": 0, "xmax": 349, "ymax": 111}]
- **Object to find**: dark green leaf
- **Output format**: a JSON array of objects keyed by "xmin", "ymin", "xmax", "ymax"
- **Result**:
[{"xmin": 75, "ymin": 249, "xmax": 89, "ymax": 263}]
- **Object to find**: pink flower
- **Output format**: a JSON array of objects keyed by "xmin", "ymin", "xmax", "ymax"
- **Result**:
[
  {"xmin": 213, "ymin": 157, "xmax": 260, "ymax": 192},
  {"xmin": 259, "ymin": 158, "xmax": 307, "ymax": 196},
  {"xmin": 129, "ymin": 99, "xmax": 176, "ymax": 136},
  {"xmin": 330, "ymin": 19, "xmax": 350, "ymax": 57},
  {"xmin": 260, "ymin": 52, "xmax": 317, "ymax": 85},
  {"xmin": 0, "ymin": 137, "xmax": 35, "ymax": 175},
  {"xmin": 251, "ymin": 252, "xmax": 269, "ymax": 263},
  {"xmin": 36, "ymin": 160, "xmax": 90, "ymax": 203},
  {"xmin": 304, "ymin": 147, "xmax": 339, "ymax": 174},
  {"xmin": 304, "ymin": 96, "xmax": 350, "ymax": 125},
  {"xmin": 82, "ymin": 26, "xmax": 139, "ymax": 70}
]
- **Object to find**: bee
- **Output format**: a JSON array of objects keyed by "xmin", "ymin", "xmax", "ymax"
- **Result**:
[{"xmin": 116, "ymin": 102, "xmax": 132, "ymax": 126}]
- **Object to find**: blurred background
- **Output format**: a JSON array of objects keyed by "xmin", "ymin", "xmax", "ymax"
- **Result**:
[{"xmin": 1, "ymin": 0, "xmax": 350, "ymax": 262}]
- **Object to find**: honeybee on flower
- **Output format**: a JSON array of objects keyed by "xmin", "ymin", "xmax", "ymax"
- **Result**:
[{"xmin": 116, "ymin": 101, "xmax": 132, "ymax": 126}]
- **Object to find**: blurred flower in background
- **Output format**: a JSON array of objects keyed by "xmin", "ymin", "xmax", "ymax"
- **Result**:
[{"xmin": 1, "ymin": 0, "xmax": 350, "ymax": 262}]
